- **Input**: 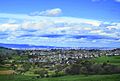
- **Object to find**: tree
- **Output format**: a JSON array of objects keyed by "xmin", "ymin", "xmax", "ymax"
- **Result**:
[
  {"xmin": 80, "ymin": 67, "xmax": 88, "ymax": 74},
  {"xmin": 34, "ymin": 69, "xmax": 48, "ymax": 78},
  {"xmin": 22, "ymin": 62, "xmax": 31, "ymax": 72},
  {"xmin": 65, "ymin": 64, "xmax": 81, "ymax": 75}
]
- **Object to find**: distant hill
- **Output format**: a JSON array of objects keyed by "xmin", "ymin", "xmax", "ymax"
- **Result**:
[
  {"xmin": 0, "ymin": 43, "xmax": 118, "ymax": 50},
  {"xmin": 0, "ymin": 43, "xmax": 56, "ymax": 49},
  {"xmin": 0, "ymin": 46, "xmax": 17, "ymax": 56}
]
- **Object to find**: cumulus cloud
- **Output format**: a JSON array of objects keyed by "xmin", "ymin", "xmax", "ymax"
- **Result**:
[{"xmin": 30, "ymin": 8, "xmax": 62, "ymax": 16}]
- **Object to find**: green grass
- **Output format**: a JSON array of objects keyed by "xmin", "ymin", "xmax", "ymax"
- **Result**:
[
  {"xmin": 0, "ymin": 65, "xmax": 11, "ymax": 71},
  {"xmin": 12, "ymin": 55, "xmax": 28, "ymax": 61},
  {"xmin": 12, "ymin": 55, "xmax": 21, "ymax": 61},
  {"xmin": 0, "ymin": 74, "xmax": 120, "ymax": 81},
  {"xmin": 90, "ymin": 56, "xmax": 120, "ymax": 65}
]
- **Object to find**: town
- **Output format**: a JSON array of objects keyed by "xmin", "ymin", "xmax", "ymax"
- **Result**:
[{"xmin": 19, "ymin": 48, "xmax": 120, "ymax": 64}]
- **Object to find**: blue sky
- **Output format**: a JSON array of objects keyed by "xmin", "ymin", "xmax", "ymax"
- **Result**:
[{"xmin": 0, "ymin": 0, "xmax": 120, "ymax": 47}]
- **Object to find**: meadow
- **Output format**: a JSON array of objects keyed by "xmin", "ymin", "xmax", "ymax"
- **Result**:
[
  {"xmin": 0, "ymin": 74, "xmax": 120, "ymax": 81},
  {"xmin": 90, "ymin": 56, "xmax": 120, "ymax": 66}
]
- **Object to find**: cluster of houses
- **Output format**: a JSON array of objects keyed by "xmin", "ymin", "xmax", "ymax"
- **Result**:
[
  {"xmin": 17, "ymin": 49, "xmax": 120, "ymax": 64},
  {"xmin": 22, "ymin": 49, "xmax": 116, "ymax": 64}
]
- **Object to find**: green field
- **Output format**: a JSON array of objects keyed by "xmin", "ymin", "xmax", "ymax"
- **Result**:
[
  {"xmin": 0, "ymin": 74, "xmax": 120, "ymax": 81},
  {"xmin": 0, "ymin": 65, "xmax": 11, "ymax": 71},
  {"xmin": 90, "ymin": 56, "xmax": 120, "ymax": 65}
]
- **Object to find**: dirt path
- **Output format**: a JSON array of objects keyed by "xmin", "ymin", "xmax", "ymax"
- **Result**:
[{"xmin": 0, "ymin": 70, "xmax": 15, "ymax": 75}]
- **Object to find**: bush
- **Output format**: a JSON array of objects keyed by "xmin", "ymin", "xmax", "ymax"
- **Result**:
[
  {"xmin": 92, "ymin": 64, "xmax": 106, "ymax": 74},
  {"xmin": 65, "ymin": 64, "xmax": 81, "ymax": 75},
  {"xmin": 22, "ymin": 62, "xmax": 31, "ymax": 72},
  {"xmin": 65, "ymin": 61, "xmax": 120, "ymax": 75},
  {"xmin": 34, "ymin": 69, "xmax": 48, "ymax": 78},
  {"xmin": 50, "ymin": 71, "xmax": 65, "ymax": 77},
  {"xmin": 80, "ymin": 67, "xmax": 88, "ymax": 74}
]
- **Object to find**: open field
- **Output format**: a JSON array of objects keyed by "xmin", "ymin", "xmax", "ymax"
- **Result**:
[
  {"xmin": 0, "ymin": 70, "xmax": 15, "ymax": 75},
  {"xmin": 0, "ymin": 65, "xmax": 11, "ymax": 71},
  {"xmin": 0, "ymin": 74, "xmax": 120, "ymax": 81},
  {"xmin": 90, "ymin": 56, "xmax": 120, "ymax": 65}
]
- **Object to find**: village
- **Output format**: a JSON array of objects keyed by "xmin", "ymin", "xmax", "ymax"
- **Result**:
[{"xmin": 18, "ymin": 48, "xmax": 120, "ymax": 65}]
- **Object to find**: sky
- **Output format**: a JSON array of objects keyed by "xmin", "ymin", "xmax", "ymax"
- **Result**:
[{"xmin": 0, "ymin": 0, "xmax": 120, "ymax": 47}]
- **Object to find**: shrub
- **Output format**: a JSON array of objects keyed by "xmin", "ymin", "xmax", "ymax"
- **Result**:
[
  {"xmin": 50, "ymin": 71, "xmax": 65, "ymax": 77},
  {"xmin": 80, "ymin": 67, "xmax": 88, "ymax": 74},
  {"xmin": 65, "ymin": 64, "xmax": 81, "ymax": 75},
  {"xmin": 22, "ymin": 62, "xmax": 31, "ymax": 72},
  {"xmin": 34, "ymin": 69, "xmax": 48, "ymax": 78}
]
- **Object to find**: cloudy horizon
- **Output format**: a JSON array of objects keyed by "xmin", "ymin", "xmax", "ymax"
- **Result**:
[{"xmin": 0, "ymin": 0, "xmax": 120, "ymax": 47}]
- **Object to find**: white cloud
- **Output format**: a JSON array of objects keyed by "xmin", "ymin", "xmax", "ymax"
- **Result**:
[
  {"xmin": 0, "ymin": 11, "xmax": 120, "ymax": 47},
  {"xmin": 83, "ymin": 27, "xmax": 92, "ymax": 30},
  {"xmin": 0, "ymin": 23, "xmax": 20, "ymax": 31},
  {"xmin": 30, "ymin": 8, "xmax": 62, "ymax": 16},
  {"xmin": 90, "ymin": 30, "xmax": 103, "ymax": 34},
  {"xmin": 106, "ymin": 23, "xmax": 120, "ymax": 30},
  {"xmin": 115, "ymin": 0, "xmax": 120, "ymax": 2},
  {"xmin": 21, "ymin": 20, "xmax": 54, "ymax": 30},
  {"xmin": 52, "ymin": 17, "xmax": 102, "ymax": 27}
]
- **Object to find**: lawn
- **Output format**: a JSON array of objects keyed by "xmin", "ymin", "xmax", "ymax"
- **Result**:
[
  {"xmin": 90, "ymin": 56, "xmax": 120, "ymax": 65},
  {"xmin": 0, "ymin": 65, "xmax": 11, "ymax": 71},
  {"xmin": 0, "ymin": 74, "xmax": 120, "ymax": 81}
]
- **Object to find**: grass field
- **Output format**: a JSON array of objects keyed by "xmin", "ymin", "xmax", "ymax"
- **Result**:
[
  {"xmin": 90, "ymin": 56, "xmax": 120, "ymax": 65},
  {"xmin": 0, "ymin": 74, "xmax": 120, "ymax": 81},
  {"xmin": 0, "ymin": 70, "xmax": 15, "ymax": 75},
  {"xmin": 0, "ymin": 65, "xmax": 11, "ymax": 71}
]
